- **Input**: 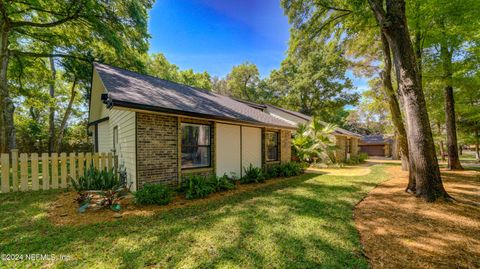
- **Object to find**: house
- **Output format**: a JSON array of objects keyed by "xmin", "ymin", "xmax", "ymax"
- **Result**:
[
  {"xmin": 235, "ymin": 100, "xmax": 362, "ymax": 162},
  {"xmin": 359, "ymin": 135, "xmax": 393, "ymax": 157},
  {"xmin": 88, "ymin": 62, "xmax": 296, "ymax": 191}
]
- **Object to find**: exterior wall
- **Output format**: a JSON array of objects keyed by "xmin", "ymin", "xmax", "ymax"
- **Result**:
[
  {"xmin": 241, "ymin": 126, "xmax": 262, "ymax": 169},
  {"xmin": 334, "ymin": 135, "xmax": 347, "ymax": 162},
  {"xmin": 92, "ymin": 106, "xmax": 137, "ymax": 190},
  {"xmin": 136, "ymin": 113, "xmax": 178, "ymax": 188},
  {"xmin": 216, "ymin": 123, "xmax": 241, "ymax": 178},
  {"xmin": 280, "ymin": 130, "xmax": 292, "ymax": 163},
  {"xmin": 351, "ymin": 138, "xmax": 359, "ymax": 156}
]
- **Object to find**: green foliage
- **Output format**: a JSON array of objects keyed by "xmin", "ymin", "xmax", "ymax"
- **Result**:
[
  {"xmin": 226, "ymin": 62, "xmax": 260, "ymax": 101},
  {"xmin": 70, "ymin": 166, "xmax": 121, "ymax": 192},
  {"xmin": 134, "ymin": 184, "xmax": 173, "ymax": 206},
  {"xmin": 293, "ymin": 117, "xmax": 337, "ymax": 163},
  {"xmin": 265, "ymin": 162, "xmax": 305, "ymax": 178},
  {"xmin": 183, "ymin": 175, "xmax": 215, "ymax": 200},
  {"xmin": 240, "ymin": 164, "xmax": 266, "ymax": 184},
  {"xmin": 345, "ymin": 152, "xmax": 368, "ymax": 165},
  {"xmin": 182, "ymin": 173, "xmax": 237, "ymax": 200},
  {"xmin": 146, "ymin": 53, "xmax": 212, "ymax": 90},
  {"xmin": 210, "ymin": 174, "xmax": 236, "ymax": 191}
]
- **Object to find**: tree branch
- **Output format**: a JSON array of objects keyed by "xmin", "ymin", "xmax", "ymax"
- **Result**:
[
  {"xmin": 8, "ymin": 50, "xmax": 91, "ymax": 61},
  {"xmin": 11, "ymin": 3, "xmax": 83, "ymax": 28}
]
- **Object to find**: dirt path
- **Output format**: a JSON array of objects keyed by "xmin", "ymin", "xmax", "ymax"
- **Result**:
[{"xmin": 355, "ymin": 166, "xmax": 480, "ymax": 269}]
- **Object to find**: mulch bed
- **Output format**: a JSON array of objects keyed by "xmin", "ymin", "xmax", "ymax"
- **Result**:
[
  {"xmin": 355, "ymin": 166, "xmax": 480, "ymax": 269},
  {"xmin": 48, "ymin": 176, "xmax": 295, "ymax": 226}
]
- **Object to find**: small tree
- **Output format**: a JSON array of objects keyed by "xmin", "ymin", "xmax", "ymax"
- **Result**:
[{"xmin": 293, "ymin": 117, "xmax": 336, "ymax": 163}]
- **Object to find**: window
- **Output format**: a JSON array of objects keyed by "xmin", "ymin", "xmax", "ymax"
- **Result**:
[
  {"xmin": 113, "ymin": 126, "xmax": 118, "ymax": 151},
  {"xmin": 181, "ymin": 123, "xmax": 211, "ymax": 168},
  {"xmin": 266, "ymin": 131, "xmax": 279, "ymax": 161}
]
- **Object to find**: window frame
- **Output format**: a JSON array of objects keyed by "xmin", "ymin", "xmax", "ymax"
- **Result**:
[
  {"xmin": 265, "ymin": 131, "xmax": 280, "ymax": 162},
  {"xmin": 181, "ymin": 122, "xmax": 212, "ymax": 169}
]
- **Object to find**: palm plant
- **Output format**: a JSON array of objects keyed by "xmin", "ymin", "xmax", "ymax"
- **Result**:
[{"xmin": 293, "ymin": 117, "xmax": 337, "ymax": 163}]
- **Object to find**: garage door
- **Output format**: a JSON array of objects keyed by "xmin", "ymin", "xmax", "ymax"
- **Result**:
[
  {"xmin": 241, "ymin": 127, "xmax": 262, "ymax": 170},
  {"xmin": 216, "ymin": 124, "xmax": 241, "ymax": 178},
  {"xmin": 360, "ymin": 145, "xmax": 385, "ymax": 156}
]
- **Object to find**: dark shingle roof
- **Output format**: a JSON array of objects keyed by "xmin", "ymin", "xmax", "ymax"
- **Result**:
[
  {"xmin": 263, "ymin": 104, "xmax": 361, "ymax": 137},
  {"xmin": 360, "ymin": 135, "xmax": 393, "ymax": 145},
  {"xmin": 93, "ymin": 62, "xmax": 295, "ymax": 129}
]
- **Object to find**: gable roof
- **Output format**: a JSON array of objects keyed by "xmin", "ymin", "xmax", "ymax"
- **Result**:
[
  {"xmin": 236, "ymin": 100, "xmax": 361, "ymax": 137},
  {"xmin": 360, "ymin": 135, "xmax": 393, "ymax": 145},
  {"xmin": 93, "ymin": 62, "xmax": 295, "ymax": 129}
]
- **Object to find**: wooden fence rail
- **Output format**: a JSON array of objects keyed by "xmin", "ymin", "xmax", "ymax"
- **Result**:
[{"xmin": 0, "ymin": 150, "xmax": 117, "ymax": 193}]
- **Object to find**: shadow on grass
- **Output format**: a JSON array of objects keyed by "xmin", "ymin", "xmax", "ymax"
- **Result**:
[{"xmin": 0, "ymin": 166, "xmax": 391, "ymax": 268}]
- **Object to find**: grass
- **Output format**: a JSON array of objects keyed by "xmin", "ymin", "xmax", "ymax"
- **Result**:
[{"xmin": 0, "ymin": 165, "xmax": 391, "ymax": 268}]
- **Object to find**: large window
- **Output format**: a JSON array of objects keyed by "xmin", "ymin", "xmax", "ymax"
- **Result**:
[
  {"xmin": 181, "ymin": 123, "xmax": 211, "ymax": 169},
  {"xmin": 266, "ymin": 131, "xmax": 279, "ymax": 161}
]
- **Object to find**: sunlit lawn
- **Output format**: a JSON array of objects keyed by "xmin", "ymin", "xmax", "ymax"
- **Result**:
[{"xmin": 0, "ymin": 165, "xmax": 391, "ymax": 268}]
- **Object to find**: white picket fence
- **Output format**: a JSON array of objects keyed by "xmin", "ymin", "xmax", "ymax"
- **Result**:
[{"xmin": 0, "ymin": 150, "xmax": 117, "ymax": 193}]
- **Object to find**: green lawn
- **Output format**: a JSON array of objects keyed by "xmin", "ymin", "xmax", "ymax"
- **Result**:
[{"xmin": 0, "ymin": 165, "xmax": 390, "ymax": 269}]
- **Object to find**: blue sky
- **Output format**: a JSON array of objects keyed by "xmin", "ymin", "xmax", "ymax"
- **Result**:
[{"xmin": 148, "ymin": 0, "xmax": 368, "ymax": 90}]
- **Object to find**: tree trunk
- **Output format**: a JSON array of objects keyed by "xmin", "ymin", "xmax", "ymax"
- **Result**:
[
  {"xmin": 368, "ymin": 0, "xmax": 449, "ymax": 201},
  {"xmin": 441, "ymin": 47, "xmax": 463, "ymax": 169},
  {"xmin": 439, "ymin": 140, "xmax": 445, "ymax": 161},
  {"xmin": 475, "ymin": 128, "xmax": 479, "ymax": 161},
  {"xmin": 48, "ymin": 57, "xmax": 56, "ymax": 154},
  {"xmin": 54, "ymin": 78, "xmax": 77, "ymax": 153},
  {"xmin": 379, "ymin": 32, "xmax": 410, "ymax": 174},
  {"xmin": 0, "ymin": 20, "xmax": 15, "ymax": 153}
]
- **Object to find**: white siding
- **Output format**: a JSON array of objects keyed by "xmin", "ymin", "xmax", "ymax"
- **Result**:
[
  {"xmin": 97, "ymin": 121, "xmax": 110, "ymax": 153},
  {"xmin": 241, "ymin": 126, "xmax": 262, "ymax": 170},
  {"xmin": 216, "ymin": 123, "xmax": 241, "ymax": 178},
  {"xmin": 95, "ymin": 106, "xmax": 137, "ymax": 191}
]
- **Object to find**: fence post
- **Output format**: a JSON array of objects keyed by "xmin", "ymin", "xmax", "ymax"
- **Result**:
[
  {"xmin": 11, "ymin": 149, "xmax": 18, "ymax": 191},
  {"xmin": 69, "ymin": 152, "xmax": 76, "ymax": 183},
  {"xmin": 100, "ymin": 153, "xmax": 107, "ymax": 171},
  {"xmin": 31, "ymin": 153, "xmax": 39, "ymax": 191},
  {"xmin": 20, "ymin": 153, "xmax": 28, "ymax": 191},
  {"xmin": 51, "ymin": 153, "xmax": 59, "ymax": 189},
  {"xmin": 42, "ymin": 153, "xmax": 49, "ymax": 190},
  {"xmin": 93, "ymin": 153, "xmax": 99, "ymax": 169},
  {"xmin": 85, "ymin": 153, "xmax": 92, "ymax": 170},
  {"xmin": 1, "ymin": 154, "xmax": 9, "ymax": 193},
  {"xmin": 78, "ymin": 152, "xmax": 85, "ymax": 177},
  {"xmin": 60, "ymin": 153, "xmax": 67, "ymax": 188},
  {"xmin": 107, "ymin": 152, "xmax": 113, "ymax": 170}
]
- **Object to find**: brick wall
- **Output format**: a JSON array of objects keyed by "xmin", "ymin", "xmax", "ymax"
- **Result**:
[
  {"xmin": 334, "ymin": 135, "xmax": 347, "ymax": 162},
  {"xmin": 280, "ymin": 130, "xmax": 291, "ymax": 163},
  {"xmin": 351, "ymin": 138, "xmax": 359, "ymax": 156},
  {"xmin": 136, "ymin": 113, "xmax": 178, "ymax": 188}
]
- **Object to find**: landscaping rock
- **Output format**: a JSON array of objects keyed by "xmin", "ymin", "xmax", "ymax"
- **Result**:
[
  {"xmin": 60, "ymin": 213, "xmax": 68, "ymax": 217},
  {"xmin": 114, "ymin": 213, "xmax": 122, "ymax": 218}
]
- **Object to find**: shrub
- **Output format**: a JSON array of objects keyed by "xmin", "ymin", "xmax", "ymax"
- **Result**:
[
  {"xmin": 345, "ymin": 152, "xmax": 369, "ymax": 165},
  {"xmin": 184, "ymin": 174, "xmax": 215, "ymax": 199},
  {"xmin": 134, "ymin": 184, "xmax": 173, "ymax": 205},
  {"xmin": 71, "ymin": 166, "xmax": 121, "ymax": 192},
  {"xmin": 265, "ymin": 162, "xmax": 305, "ymax": 179},
  {"xmin": 210, "ymin": 174, "xmax": 235, "ymax": 191},
  {"xmin": 240, "ymin": 164, "xmax": 265, "ymax": 183}
]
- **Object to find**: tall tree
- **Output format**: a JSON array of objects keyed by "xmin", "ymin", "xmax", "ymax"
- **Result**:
[
  {"xmin": 0, "ymin": 0, "xmax": 153, "ymax": 152},
  {"xmin": 268, "ymin": 39, "xmax": 358, "ymax": 123},
  {"xmin": 226, "ymin": 62, "xmax": 260, "ymax": 101},
  {"xmin": 282, "ymin": 0, "xmax": 449, "ymax": 201}
]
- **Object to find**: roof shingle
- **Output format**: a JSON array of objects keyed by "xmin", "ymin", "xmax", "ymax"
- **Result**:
[{"xmin": 93, "ymin": 62, "xmax": 295, "ymax": 129}]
